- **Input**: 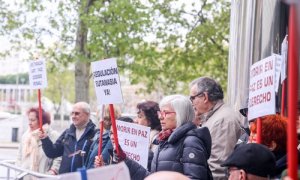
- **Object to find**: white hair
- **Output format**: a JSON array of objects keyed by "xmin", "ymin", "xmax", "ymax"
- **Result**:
[
  {"xmin": 159, "ymin": 94, "xmax": 195, "ymax": 128},
  {"xmin": 75, "ymin": 101, "xmax": 91, "ymax": 114}
]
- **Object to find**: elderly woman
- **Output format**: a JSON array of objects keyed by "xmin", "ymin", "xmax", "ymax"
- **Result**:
[
  {"xmin": 104, "ymin": 94, "xmax": 212, "ymax": 180},
  {"xmin": 16, "ymin": 107, "xmax": 61, "ymax": 178}
]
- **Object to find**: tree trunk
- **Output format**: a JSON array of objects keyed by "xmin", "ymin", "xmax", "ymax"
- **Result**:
[
  {"xmin": 75, "ymin": 62, "xmax": 90, "ymax": 102},
  {"xmin": 74, "ymin": 0, "xmax": 94, "ymax": 103}
]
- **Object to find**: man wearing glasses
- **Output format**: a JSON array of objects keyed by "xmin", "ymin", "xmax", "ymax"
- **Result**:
[
  {"xmin": 39, "ymin": 101, "xmax": 96, "ymax": 174},
  {"xmin": 189, "ymin": 77, "xmax": 241, "ymax": 180}
]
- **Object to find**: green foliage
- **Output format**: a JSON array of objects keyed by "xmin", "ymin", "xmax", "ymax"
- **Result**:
[
  {"xmin": 181, "ymin": 0, "xmax": 230, "ymax": 92},
  {"xmin": 0, "ymin": 0, "xmax": 231, "ymax": 100},
  {"xmin": 127, "ymin": 0, "xmax": 231, "ymax": 94},
  {"xmin": 0, "ymin": 73, "xmax": 29, "ymax": 84},
  {"xmin": 44, "ymin": 69, "xmax": 75, "ymax": 104}
]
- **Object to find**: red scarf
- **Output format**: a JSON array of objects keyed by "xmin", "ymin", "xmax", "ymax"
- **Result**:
[{"xmin": 157, "ymin": 129, "xmax": 174, "ymax": 142}]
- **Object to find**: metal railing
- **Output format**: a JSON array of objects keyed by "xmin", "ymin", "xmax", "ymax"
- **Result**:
[{"xmin": 0, "ymin": 160, "xmax": 56, "ymax": 180}]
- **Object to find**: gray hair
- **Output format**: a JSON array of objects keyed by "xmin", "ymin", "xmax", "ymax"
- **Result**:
[
  {"xmin": 190, "ymin": 77, "xmax": 224, "ymax": 102},
  {"xmin": 75, "ymin": 101, "xmax": 91, "ymax": 114},
  {"xmin": 159, "ymin": 94, "xmax": 195, "ymax": 128}
]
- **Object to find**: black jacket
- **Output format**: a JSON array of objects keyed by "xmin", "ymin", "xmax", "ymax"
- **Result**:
[
  {"xmin": 41, "ymin": 120, "xmax": 96, "ymax": 174},
  {"xmin": 125, "ymin": 122, "xmax": 212, "ymax": 180}
]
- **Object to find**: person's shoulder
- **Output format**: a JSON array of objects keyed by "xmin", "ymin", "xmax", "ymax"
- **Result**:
[
  {"xmin": 58, "ymin": 127, "xmax": 74, "ymax": 139},
  {"xmin": 88, "ymin": 119, "xmax": 96, "ymax": 127},
  {"xmin": 22, "ymin": 129, "xmax": 30, "ymax": 136},
  {"xmin": 184, "ymin": 127, "xmax": 212, "ymax": 155},
  {"xmin": 20, "ymin": 130, "xmax": 30, "ymax": 141},
  {"xmin": 216, "ymin": 103, "xmax": 239, "ymax": 114},
  {"xmin": 214, "ymin": 104, "xmax": 240, "ymax": 121},
  {"xmin": 186, "ymin": 126, "xmax": 209, "ymax": 136},
  {"xmin": 185, "ymin": 126, "xmax": 211, "ymax": 143},
  {"xmin": 150, "ymin": 129, "xmax": 159, "ymax": 138}
]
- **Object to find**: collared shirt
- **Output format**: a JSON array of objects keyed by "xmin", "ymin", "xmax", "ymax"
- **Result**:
[{"xmin": 76, "ymin": 120, "xmax": 89, "ymax": 141}]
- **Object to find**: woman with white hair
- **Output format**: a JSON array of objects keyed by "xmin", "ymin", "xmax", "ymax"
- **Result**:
[{"xmin": 101, "ymin": 94, "xmax": 212, "ymax": 180}]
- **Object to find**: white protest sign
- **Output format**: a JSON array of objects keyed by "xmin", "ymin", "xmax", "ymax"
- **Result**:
[
  {"xmin": 28, "ymin": 59, "xmax": 48, "ymax": 89},
  {"xmin": 281, "ymin": 35, "xmax": 288, "ymax": 83},
  {"xmin": 42, "ymin": 162, "xmax": 130, "ymax": 180},
  {"xmin": 91, "ymin": 58, "xmax": 123, "ymax": 105},
  {"xmin": 116, "ymin": 120, "xmax": 150, "ymax": 168},
  {"xmin": 274, "ymin": 54, "xmax": 282, "ymax": 92},
  {"xmin": 248, "ymin": 55, "xmax": 276, "ymax": 120}
]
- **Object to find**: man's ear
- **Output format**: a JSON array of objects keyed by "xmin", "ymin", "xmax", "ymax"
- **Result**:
[
  {"xmin": 203, "ymin": 92, "xmax": 209, "ymax": 103},
  {"xmin": 239, "ymin": 169, "xmax": 247, "ymax": 180},
  {"xmin": 269, "ymin": 141, "xmax": 277, "ymax": 151}
]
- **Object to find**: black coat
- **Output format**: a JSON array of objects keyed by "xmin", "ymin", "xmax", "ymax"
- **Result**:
[
  {"xmin": 41, "ymin": 120, "xmax": 96, "ymax": 174},
  {"xmin": 125, "ymin": 122, "xmax": 212, "ymax": 180}
]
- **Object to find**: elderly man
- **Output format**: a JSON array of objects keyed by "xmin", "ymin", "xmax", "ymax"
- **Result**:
[
  {"xmin": 221, "ymin": 143, "xmax": 276, "ymax": 180},
  {"xmin": 40, "ymin": 102, "xmax": 96, "ymax": 174},
  {"xmin": 189, "ymin": 77, "xmax": 241, "ymax": 180}
]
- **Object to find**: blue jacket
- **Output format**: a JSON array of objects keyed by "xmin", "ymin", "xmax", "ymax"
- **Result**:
[
  {"xmin": 41, "ymin": 120, "xmax": 96, "ymax": 174},
  {"xmin": 85, "ymin": 129, "xmax": 113, "ymax": 168},
  {"xmin": 125, "ymin": 122, "xmax": 213, "ymax": 180}
]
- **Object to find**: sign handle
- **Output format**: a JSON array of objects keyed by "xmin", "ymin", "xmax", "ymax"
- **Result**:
[
  {"xmin": 256, "ymin": 117, "xmax": 262, "ymax": 144},
  {"xmin": 98, "ymin": 105, "xmax": 105, "ymax": 156},
  {"xmin": 98, "ymin": 121, "xmax": 104, "ymax": 157},
  {"xmin": 109, "ymin": 104, "xmax": 120, "ymax": 155},
  {"xmin": 38, "ymin": 89, "xmax": 43, "ymax": 132},
  {"xmin": 287, "ymin": 4, "xmax": 298, "ymax": 179}
]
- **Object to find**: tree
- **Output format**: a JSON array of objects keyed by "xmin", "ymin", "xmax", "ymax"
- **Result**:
[
  {"xmin": 0, "ymin": 73, "xmax": 29, "ymax": 84},
  {"xmin": 127, "ymin": 0, "xmax": 230, "ymax": 94},
  {"xmin": 0, "ymin": 0, "xmax": 230, "ymax": 102},
  {"xmin": 44, "ymin": 69, "xmax": 75, "ymax": 114}
]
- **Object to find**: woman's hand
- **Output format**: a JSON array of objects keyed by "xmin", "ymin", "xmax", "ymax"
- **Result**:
[
  {"xmin": 94, "ymin": 155, "xmax": 105, "ymax": 167},
  {"xmin": 47, "ymin": 169, "xmax": 57, "ymax": 175},
  {"xmin": 38, "ymin": 129, "xmax": 48, "ymax": 139},
  {"xmin": 112, "ymin": 146, "xmax": 126, "ymax": 163},
  {"xmin": 110, "ymin": 130, "xmax": 126, "ymax": 163}
]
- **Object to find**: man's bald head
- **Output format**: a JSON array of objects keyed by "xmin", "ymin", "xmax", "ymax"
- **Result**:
[
  {"xmin": 145, "ymin": 171, "xmax": 190, "ymax": 180},
  {"xmin": 71, "ymin": 101, "xmax": 90, "ymax": 128}
]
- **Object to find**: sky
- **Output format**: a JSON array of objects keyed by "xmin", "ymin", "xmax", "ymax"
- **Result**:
[
  {"xmin": 0, "ymin": 36, "xmax": 29, "ymax": 75},
  {"xmin": 0, "ymin": 58, "xmax": 29, "ymax": 75}
]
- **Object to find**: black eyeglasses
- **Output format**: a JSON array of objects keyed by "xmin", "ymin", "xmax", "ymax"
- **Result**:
[{"xmin": 190, "ymin": 92, "xmax": 204, "ymax": 102}]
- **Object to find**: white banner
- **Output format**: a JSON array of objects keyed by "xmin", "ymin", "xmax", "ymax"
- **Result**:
[
  {"xmin": 91, "ymin": 58, "xmax": 123, "ymax": 105},
  {"xmin": 248, "ymin": 55, "xmax": 276, "ymax": 120},
  {"xmin": 274, "ymin": 54, "xmax": 282, "ymax": 93},
  {"xmin": 116, "ymin": 120, "xmax": 150, "ymax": 168},
  {"xmin": 280, "ymin": 35, "xmax": 288, "ymax": 83},
  {"xmin": 28, "ymin": 59, "xmax": 48, "ymax": 89},
  {"xmin": 42, "ymin": 162, "xmax": 130, "ymax": 180}
]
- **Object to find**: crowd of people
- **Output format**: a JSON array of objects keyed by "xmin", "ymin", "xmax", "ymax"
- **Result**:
[{"xmin": 16, "ymin": 76, "xmax": 299, "ymax": 180}]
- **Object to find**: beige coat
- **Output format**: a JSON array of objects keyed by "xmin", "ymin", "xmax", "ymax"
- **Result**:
[
  {"xmin": 16, "ymin": 124, "xmax": 61, "ymax": 179},
  {"xmin": 201, "ymin": 100, "xmax": 241, "ymax": 180},
  {"xmin": 149, "ymin": 129, "xmax": 159, "ymax": 152}
]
